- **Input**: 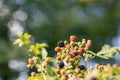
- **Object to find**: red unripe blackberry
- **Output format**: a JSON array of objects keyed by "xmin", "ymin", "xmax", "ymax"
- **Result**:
[
  {"xmin": 78, "ymin": 65, "xmax": 85, "ymax": 70},
  {"xmin": 55, "ymin": 47, "xmax": 61, "ymax": 52},
  {"xmin": 90, "ymin": 77, "xmax": 97, "ymax": 80},
  {"xmin": 86, "ymin": 40, "xmax": 92, "ymax": 49},
  {"xmin": 31, "ymin": 72, "xmax": 36, "ymax": 77},
  {"xmin": 45, "ymin": 57, "xmax": 50, "ymax": 63},
  {"xmin": 68, "ymin": 54, "xmax": 74, "ymax": 58},
  {"xmin": 73, "ymin": 51, "xmax": 79, "ymax": 56},
  {"xmin": 66, "ymin": 44, "xmax": 71, "ymax": 49},
  {"xmin": 79, "ymin": 48, "xmax": 85, "ymax": 53},
  {"xmin": 28, "ymin": 58, "xmax": 34, "ymax": 64},
  {"xmin": 95, "ymin": 63, "xmax": 100, "ymax": 69},
  {"xmin": 70, "ymin": 35, "xmax": 77, "ymax": 41},
  {"xmin": 74, "ymin": 77, "xmax": 79, "ymax": 80},
  {"xmin": 58, "ymin": 61, "xmax": 64, "ymax": 68},
  {"xmin": 57, "ymin": 40, "xmax": 64, "ymax": 47}
]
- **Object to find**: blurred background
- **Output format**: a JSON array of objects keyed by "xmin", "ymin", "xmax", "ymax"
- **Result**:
[{"xmin": 0, "ymin": 0, "xmax": 120, "ymax": 80}]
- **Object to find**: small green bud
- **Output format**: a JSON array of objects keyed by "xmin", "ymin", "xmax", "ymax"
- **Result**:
[
  {"xmin": 64, "ymin": 40, "xmax": 68, "ymax": 44},
  {"xmin": 75, "ymin": 68, "xmax": 80, "ymax": 73},
  {"xmin": 68, "ymin": 65, "xmax": 73, "ymax": 69},
  {"xmin": 67, "ymin": 70, "xmax": 71, "ymax": 74},
  {"xmin": 27, "ymin": 64, "xmax": 31, "ymax": 68},
  {"xmin": 61, "ymin": 55, "xmax": 66, "ymax": 59},
  {"xmin": 65, "ymin": 57, "xmax": 69, "ymax": 63},
  {"xmin": 82, "ymin": 39, "xmax": 86, "ymax": 45},
  {"xmin": 70, "ymin": 41, "xmax": 75, "ymax": 46}
]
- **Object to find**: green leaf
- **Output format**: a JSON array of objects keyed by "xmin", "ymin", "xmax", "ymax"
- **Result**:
[
  {"xmin": 41, "ymin": 48, "xmax": 48, "ymax": 59},
  {"xmin": 46, "ymin": 64, "xmax": 56, "ymax": 76},
  {"xmin": 40, "ymin": 43, "xmax": 48, "ymax": 48},
  {"xmin": 28, "ymin": 76, "xmax": 44, "ymax": 80},
  {"xmin": 30, "ymin": 44, "xmax": 41, "ymax": 55},
  {"xmin": 112, "ymin": 67, "xmax": 120, "ymax": 74},
  {"xmin": 47, "ymin": 75, "xmax": 58, "ymax": 80},
  {"xmin": 87, "ymin": 50, "xmax": 109, "ymax": 59}
]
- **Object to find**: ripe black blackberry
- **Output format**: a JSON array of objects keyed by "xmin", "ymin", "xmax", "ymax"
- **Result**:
[
  {"xmin": 58, "ymin": 61, "xmax": 64, "ymax": 68},
  {"xmin": 57, "ymin": 40, "xmax": 64, "ymax": 47},
  {"xmin": 78, "ymin": 65, "xmax": 85, "ymax": 70}
]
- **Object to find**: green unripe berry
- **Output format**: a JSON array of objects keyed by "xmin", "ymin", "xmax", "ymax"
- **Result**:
[
  {"xmin": 27, "ymin": 64, "xmax": 31, "ymax": 68},
  {"xmin": 37, "ymin": 68, "xmax": 41, "ymax": 72},
  {"xmin": 69, "ymin": 58, "xmax": 74, "ymax": 63},
  {"xmin": 68, "ymin": 65, "xmax": 73, "ymax": 69},
  {"xmin": 75, "ymin": 68, "xmax": 80, "ymax": 73},
  {"xmin": 70, "ymin": 41, "xmax": 75, "ymax": 46},
  {"xmin": 56, "ymin": 56, "xmax": 61, "ymax": 60},
  {"xmin": 61, "ymin": 55, "xmax": 66, "ymax": 59},
  {"xmin": 65, "ymin": 57, "xmax": 69, "ymax": 63},
  {"xmin": 82, "ymin": 39, "xmax": 86, "ymax": 45},
  {"xmin": 57, "ymin": 75, "xmax": 61, "ymax": 78},
  {"xmin": 74, "ymin": 60, "xmax": 79, "ymax": 66},
  {"xmin": 67, "ymin": 70, "xmax": 71, "ymax": 74}
]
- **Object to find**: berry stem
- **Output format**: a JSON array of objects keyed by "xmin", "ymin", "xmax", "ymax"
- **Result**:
[
  {"xmin": 87, "ymin": 50, "xmax": 109, "ymax": 59},
  {"xmin": 43, "ymin": 73, "xmax": 47, "ymax": 80},
  {"xmin": 23, "ymin": 45, "xmax": 34, "ymax": 56},
  {"xmin": 80, "ymin": 56, "xmax": 87, "ymax": 67},
  {"xmin": 39, "ymin": 64, "xmax": 48, "ymax": 80}
]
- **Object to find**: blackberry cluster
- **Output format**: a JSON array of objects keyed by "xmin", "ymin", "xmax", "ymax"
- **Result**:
[{"xmin": 54, "ymin": 35, "xmax": 92, "ymax": 80}]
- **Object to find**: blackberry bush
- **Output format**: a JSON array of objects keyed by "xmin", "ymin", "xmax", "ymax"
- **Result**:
[{"xmin": 13, "ymin": 32, "xmax": 120, "ymax": 80}]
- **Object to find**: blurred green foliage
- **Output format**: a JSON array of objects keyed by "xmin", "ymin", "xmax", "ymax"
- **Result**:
[{"xmin": 0, "ymin": 0, "xmax": 120, "ymax": 80}]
